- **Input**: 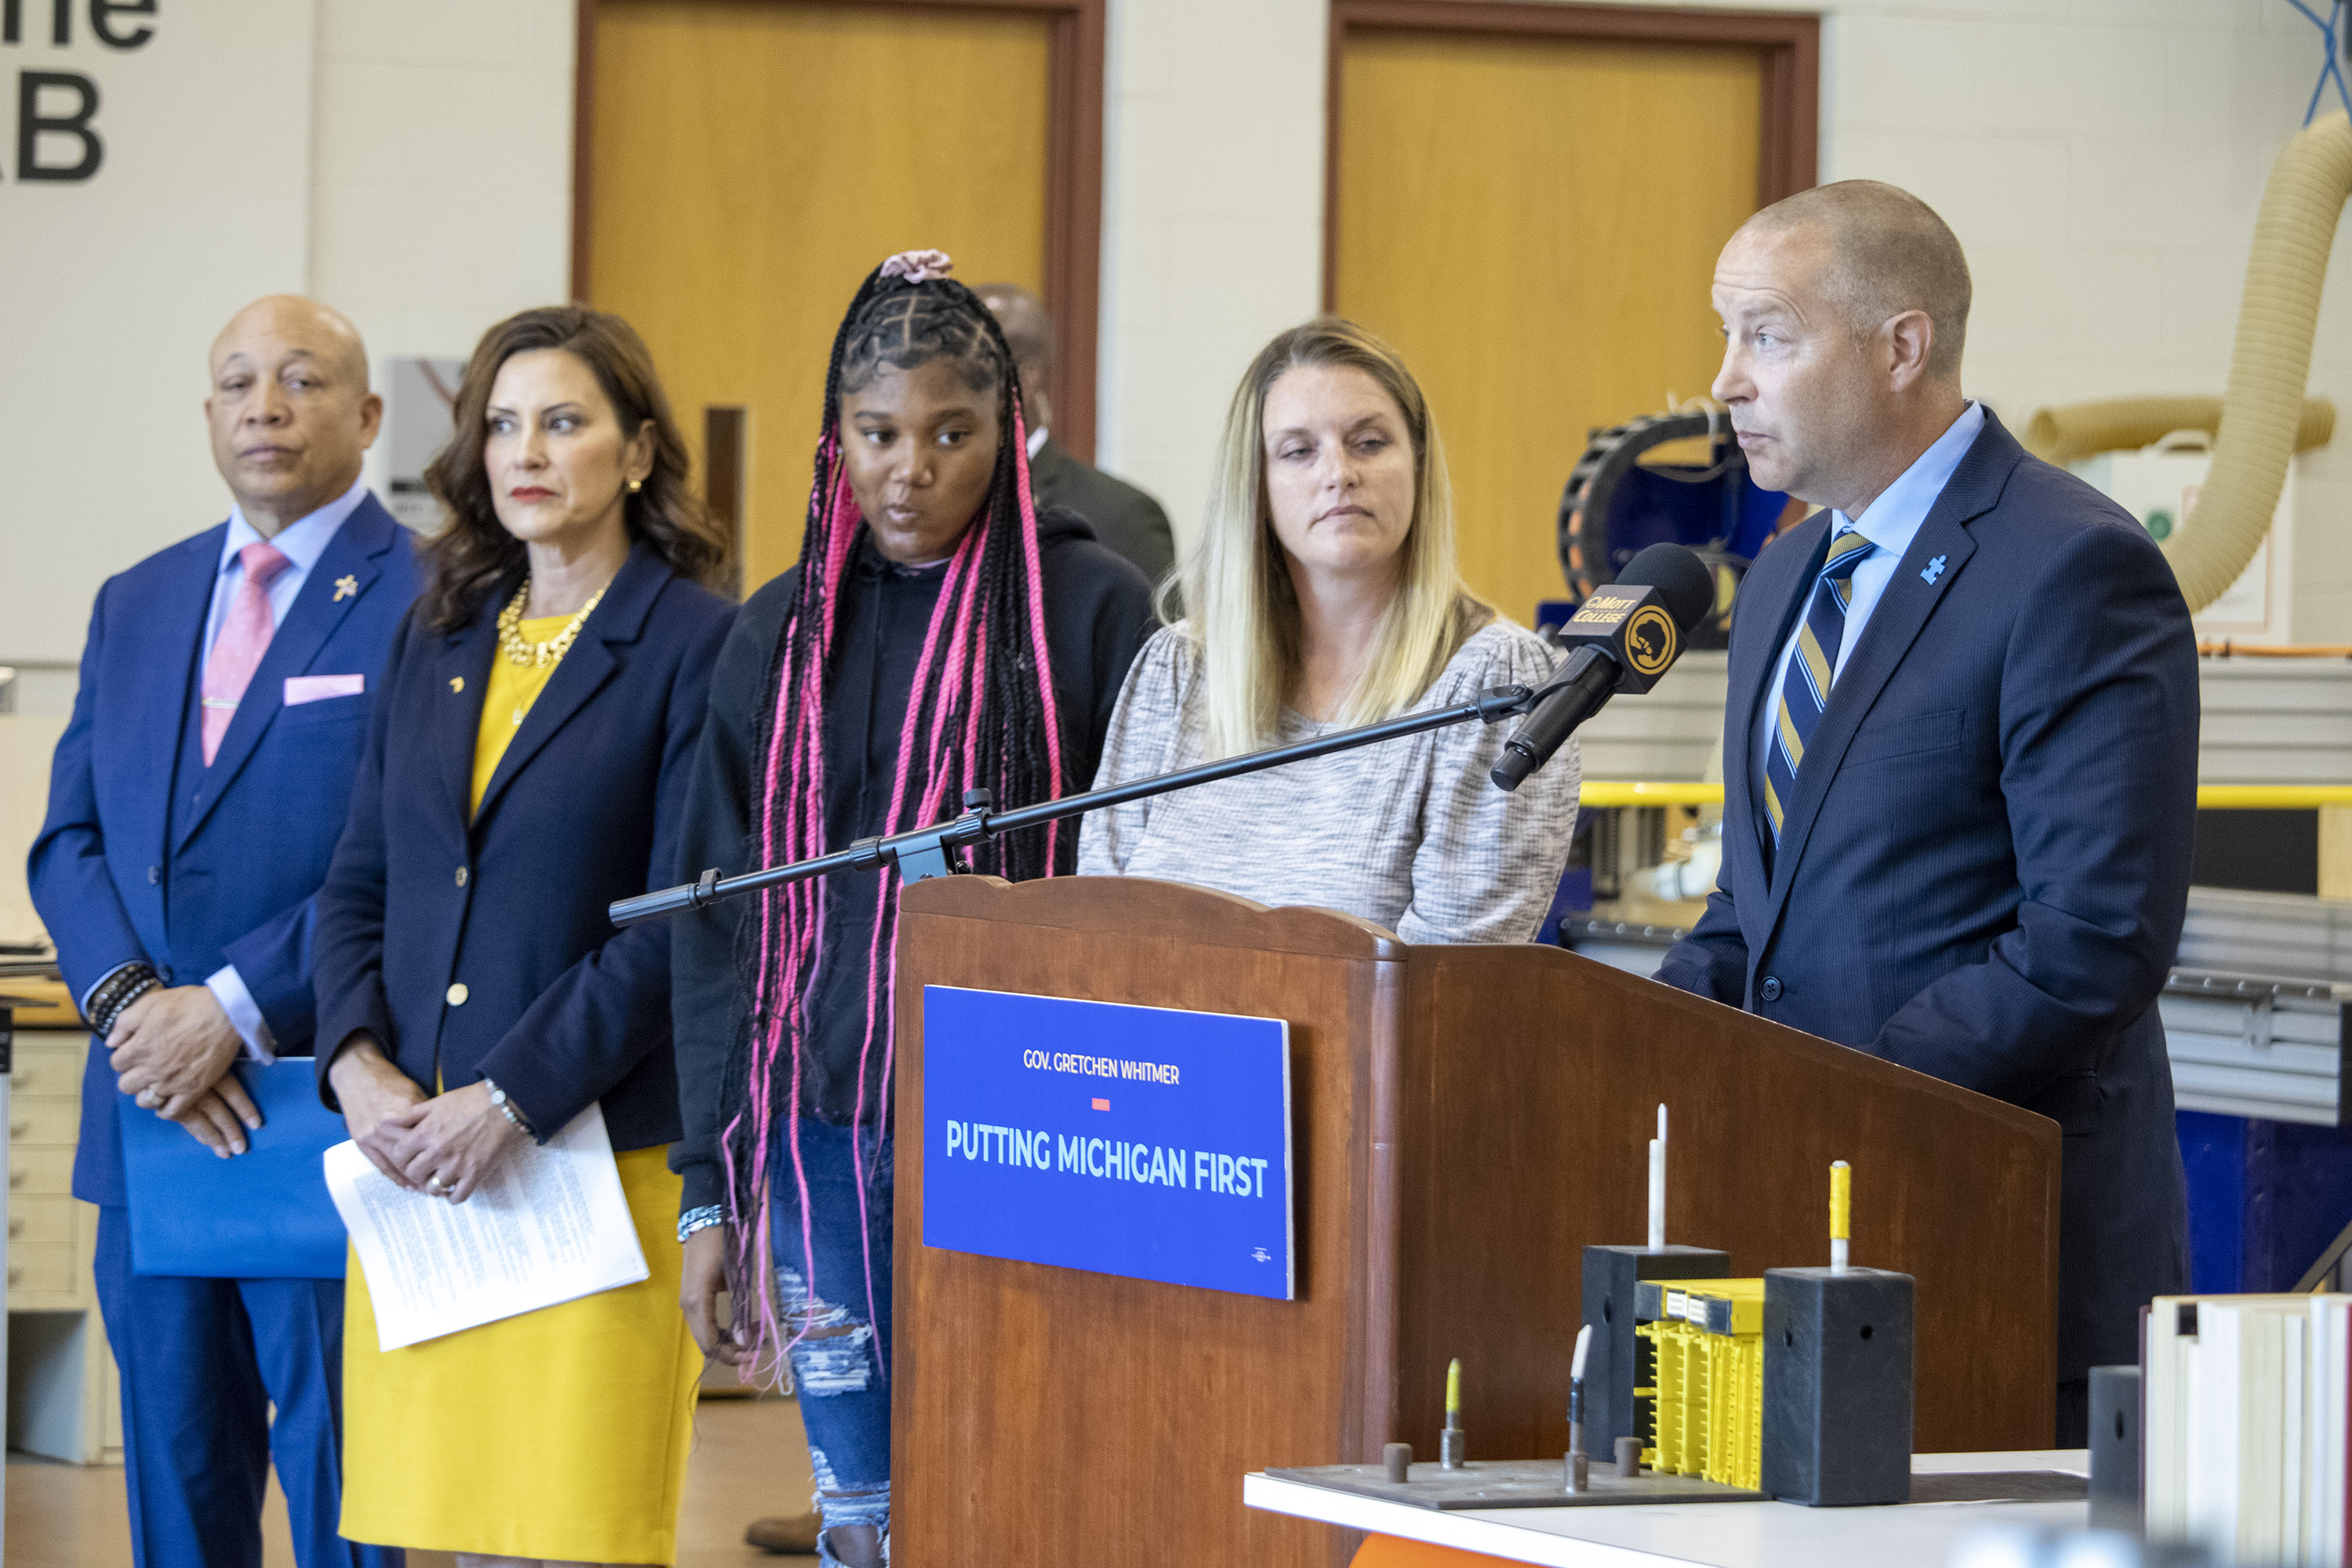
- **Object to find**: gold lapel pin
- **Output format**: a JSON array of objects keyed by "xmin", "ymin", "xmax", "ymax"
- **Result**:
[
  {"xmin": 333, "ymin": 575, "xmax": 358, "ymax": 601},
  {"xmin": 449, "ymin": 677, "xmax": 465, "ymax": 694}
]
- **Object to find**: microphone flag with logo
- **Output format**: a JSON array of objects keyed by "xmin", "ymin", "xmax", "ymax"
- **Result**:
[{"xmin": 1490, "ymin": 543, "xmax": 1715, "ymax": 793}]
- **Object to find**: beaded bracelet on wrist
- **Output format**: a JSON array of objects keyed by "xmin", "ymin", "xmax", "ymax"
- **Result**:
[
  {"xmin": 88, "ymin": 964, "xmax": 156, "ymax": 1033},
  {"xmin": 677, "ymin": 1205, "xmax": 726, "ymax": 1243},
  {"xmin": 92, "ymin": 978, "xmax": 154, "ymax": 1039},
  {"xmin": 481, "ymin": 1076, "xmax": 535, "ymax": 1139},
  {"xmin": 87, "ymin": 964, "xmax": 161, "ymax": 1038}
]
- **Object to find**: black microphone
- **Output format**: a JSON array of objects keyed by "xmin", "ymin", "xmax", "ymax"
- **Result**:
[{"xmin": 1490, "ymin": 543, "xmax": 1715, "ymax": 793}]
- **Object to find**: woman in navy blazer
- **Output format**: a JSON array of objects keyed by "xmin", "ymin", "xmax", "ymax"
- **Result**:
[{"xmin": 310, "ymin": 307, "xmax": 732, "ymax": 1566}]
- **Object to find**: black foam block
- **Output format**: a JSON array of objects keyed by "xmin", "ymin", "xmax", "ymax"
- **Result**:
[
  {"xmin": 2088, "ymin": 1364, "xmax": 2142, "ymax": 1533},
  {"xmin": 1580, "ymin": 1243, "xmax": 1730, "ymax": 1461},
  {"xmin": 1761, "ymin": 1267, "xmax": 1913, "ymax": 1506}
]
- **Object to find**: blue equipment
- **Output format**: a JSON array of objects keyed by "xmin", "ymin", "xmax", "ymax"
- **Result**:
[{"xmin": 1555, "ymin": 410, "xmax": 1797, "ymax": 647}]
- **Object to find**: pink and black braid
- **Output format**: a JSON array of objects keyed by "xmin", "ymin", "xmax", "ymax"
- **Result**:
[{"xmin": 719, "ymin": 263, "xmax": 1067, "ymax": 1377}]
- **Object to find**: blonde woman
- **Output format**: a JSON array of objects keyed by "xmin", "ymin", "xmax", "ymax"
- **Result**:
[{"xmin": 1077, "ymin": 318, "xmax": 1579, "ymax": 941}]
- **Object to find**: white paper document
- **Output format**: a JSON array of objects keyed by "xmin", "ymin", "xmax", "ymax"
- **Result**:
[{"xmin": 324, "ymin": 1105, "xmax": 649, "ymax": 1351}]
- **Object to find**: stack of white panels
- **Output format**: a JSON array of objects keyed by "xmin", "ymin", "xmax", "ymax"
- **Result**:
[{"xmin": 2148, "ymin": 1293, "xmax": 2352, "ymax": 1566}]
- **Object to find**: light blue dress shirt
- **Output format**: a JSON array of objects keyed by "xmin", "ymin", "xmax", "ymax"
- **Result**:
[
  {"xmin": 1753, "ymin": 401, "xmax": 1984, "ymax": 794},
  {"xmin": 201, "ymin": 478, "xmax": 368, "ymax": 662},
  {"xmin": 199, "ymin": 478, "xmax": 372, "ymax": 1059}
]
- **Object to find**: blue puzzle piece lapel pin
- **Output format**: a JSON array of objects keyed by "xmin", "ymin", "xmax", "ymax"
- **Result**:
[{"xmin": 1921, "ymin": 554, "xmax": 1947, "ymax": 585}]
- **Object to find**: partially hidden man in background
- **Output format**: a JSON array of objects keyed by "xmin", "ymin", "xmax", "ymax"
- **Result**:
[
  {"xmin": 976, "ymin": 281, "xmax": 1178, "ymax": 590},
  {"xmin": 27, "ymin": 296, "xmax": 417, "ymax": 1567},
  {"xmin": 1654, "ymin": 181, "xmax": 2198, "ymax": 1446}
]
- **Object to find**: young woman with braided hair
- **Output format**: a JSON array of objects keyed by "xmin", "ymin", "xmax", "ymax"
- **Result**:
[{"xmin": 669, "ymin": 252, "xmax": 1153, "ymax": 1567}]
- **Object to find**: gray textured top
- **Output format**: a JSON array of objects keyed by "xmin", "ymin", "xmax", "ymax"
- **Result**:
[{"xmin": 1076, "ymin": 620, "xmax": 1583, "ymax": 943}]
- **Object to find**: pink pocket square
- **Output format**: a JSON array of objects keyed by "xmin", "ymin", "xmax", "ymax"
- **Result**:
[{"xmin": 284, "ymin": 674, "xmax": 365, "ymax": 706}]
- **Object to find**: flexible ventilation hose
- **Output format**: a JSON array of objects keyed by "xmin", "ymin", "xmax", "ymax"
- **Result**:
[
  {"xmin": 2022, "ymin": 396, "xmax": 2334, "ymax": 469},
  {"xmin": 2161, "ymin": 112, "xmax": 2350, "ymax": 611}
]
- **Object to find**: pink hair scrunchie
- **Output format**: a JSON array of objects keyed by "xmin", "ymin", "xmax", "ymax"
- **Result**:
[{"xmin": 879, "ymin": 249, "xmax": 954, "ymax": 284}]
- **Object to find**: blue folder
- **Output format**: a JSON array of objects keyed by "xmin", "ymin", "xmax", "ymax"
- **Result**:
[{"xmin": 119, "ymin": 1058, "xmax": 349, "ymax": 1279}]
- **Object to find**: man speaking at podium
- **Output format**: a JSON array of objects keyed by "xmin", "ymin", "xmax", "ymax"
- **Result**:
[{"xmin": 1653, "ymin": 181, "xmax": 2197, "ymax": 1445}]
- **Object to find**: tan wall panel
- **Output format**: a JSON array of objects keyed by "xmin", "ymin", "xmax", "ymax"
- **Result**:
[
  {"xmin": 590, "ymin": 1, "xmax": 1051, "ymax": 593},
  {"xmin": 1335, "ymin": 32, "xmax": 1762, "ymax": 624}
]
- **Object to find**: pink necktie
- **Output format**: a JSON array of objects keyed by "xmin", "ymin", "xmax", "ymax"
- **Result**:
[{"xmin": 201, "ymin": 541, "xmax": 292, "ymax": 764}]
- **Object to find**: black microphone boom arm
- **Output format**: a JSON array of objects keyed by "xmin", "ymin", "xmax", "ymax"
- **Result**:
[
  {"xmin": 608, "ymin": 677, "xmax": 1559, "ymax": 928},
  {"xmin": 615, "ymin": 540, "xmax": 1716, "ymax": 927}
]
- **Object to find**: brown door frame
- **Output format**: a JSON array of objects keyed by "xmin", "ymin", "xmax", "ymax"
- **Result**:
[
  {"xmin": 572, "ymin": 0, "xmax": 1109, "ymax": 461},
  {"xmin": 1324, "ymin": 0, "xmax": 1820, "ymax": 309}
]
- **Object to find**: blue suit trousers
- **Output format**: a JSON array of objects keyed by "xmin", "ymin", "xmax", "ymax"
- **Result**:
[{"xmin": 93, "ymin": 1208, "xmax": 400, "ymax": 1568}]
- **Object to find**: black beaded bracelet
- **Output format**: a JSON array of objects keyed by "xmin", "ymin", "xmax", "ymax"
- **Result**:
[
  {"xmin": 99, "ymin": 975, "xmax": 162, "ymax": 1039},
  {"xmin": 86, "ymin": 963, "xmax": 161, "ymax": 1039}
]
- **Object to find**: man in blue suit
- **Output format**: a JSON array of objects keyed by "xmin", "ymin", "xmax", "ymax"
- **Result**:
[
  {"xmin": 28, "ymin": 295, "xmax": 418, "ymax": 1567},
  {"xmin": 1655, "ymin": 182, "xmax": 2196, "ymax": 1446}
]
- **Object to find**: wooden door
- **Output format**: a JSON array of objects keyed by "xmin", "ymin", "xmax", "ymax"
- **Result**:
[
  {"xmin": 1333, "ymin": 19, "xmax": 1804, "ymax": 625},
  {"xmin": 586, "ymin": 1, "xmax": 1055, "ymax": 593}
]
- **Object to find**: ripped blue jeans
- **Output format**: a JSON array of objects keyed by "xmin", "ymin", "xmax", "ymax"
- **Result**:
[{"xmin": 769, "ymin": 1117, "xmax": 894, "ymax": 1534}]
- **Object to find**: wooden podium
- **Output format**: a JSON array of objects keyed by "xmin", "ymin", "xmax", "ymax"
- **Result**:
[{"xmin": 892, "ymin": 876, "xmax": 2059, "ymax": 1568}]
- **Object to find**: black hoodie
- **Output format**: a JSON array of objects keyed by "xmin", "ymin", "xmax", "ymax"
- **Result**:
[{"xmin": 668, "ymin": 506, "xmax": 1155, "ymax": 1212}]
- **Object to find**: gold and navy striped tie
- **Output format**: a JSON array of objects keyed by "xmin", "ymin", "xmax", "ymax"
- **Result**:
[{"xmin": 1762, "ymin": 528, "xmax": 1877, "ymax": 842}]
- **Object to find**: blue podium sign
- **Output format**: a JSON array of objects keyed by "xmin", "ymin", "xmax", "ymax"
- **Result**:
[{"xmin": 921, "ymin": 985, "xmax": 1294, "ymax": 1299}]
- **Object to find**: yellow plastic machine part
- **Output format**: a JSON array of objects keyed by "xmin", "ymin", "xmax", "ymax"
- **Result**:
[{"xmin": 1635, "ymin": 1279, "xmax": 1767, "ymax": 1490}]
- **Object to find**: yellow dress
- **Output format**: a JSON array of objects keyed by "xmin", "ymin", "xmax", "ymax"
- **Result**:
[{"xmin": 339, "ymin": 615, "xmax": 702, "ymax": 1562}]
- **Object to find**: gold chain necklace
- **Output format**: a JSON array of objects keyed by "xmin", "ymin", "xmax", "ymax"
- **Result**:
[
  {"xmin": 497, "ymin": 579, "xmax": 605, "ymax": 670},
  {"xmin": 495, "ymin": 579, "xmax": 607, "ymax": 727}
]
